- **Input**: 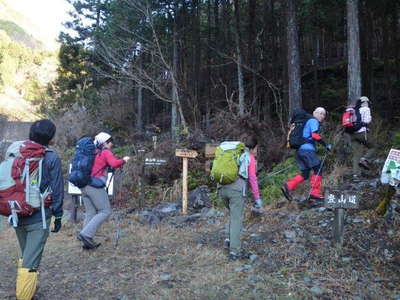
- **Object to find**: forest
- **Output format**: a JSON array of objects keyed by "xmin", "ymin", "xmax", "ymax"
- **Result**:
[
  {"xmin": 1, "ymin": 0, "xmax": 400, "ymax": 299},
  {"xmin": 52, "ymin": 0, "xmax": 399, "ymax": 137}
]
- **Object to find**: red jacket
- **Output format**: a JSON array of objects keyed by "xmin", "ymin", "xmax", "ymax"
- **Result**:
[{"xmin": 91, "ymin": 149, "xmax": 125, "ymax": 177}]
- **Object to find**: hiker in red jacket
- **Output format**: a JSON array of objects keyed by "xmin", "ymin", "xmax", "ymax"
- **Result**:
[{"xmin": 77, "ymin": 132, "xmax": 130, "ymax": 249}]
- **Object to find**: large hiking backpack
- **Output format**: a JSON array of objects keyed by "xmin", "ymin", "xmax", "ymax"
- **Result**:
[
  {"xmin": 68, "ymin": 137, "xmax": 96, "ymax": 188},
  {"xmin": 0, "ymin": 141, "xmax": 52, "ymax": 221},
  {"xmin": 287, "ymin": 109, "xmax": 313, "ymax": 149},
  {"xmin": 210, "ymin": 141, "xmax": 245, "ymax": 185},
  {"xmin": 342, "ymin": 107, "xmax": 362, "ymax": 133}
]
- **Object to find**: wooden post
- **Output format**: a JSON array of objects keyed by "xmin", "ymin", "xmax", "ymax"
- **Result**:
[
  {"xmin": 325, "ymin": 189, "xmax": 359, "ymax": 248},
  {"xmin": 182, "ymin": 157, "xmax": 188, "ymax": 214},
  {"xmin": 176, "ymin": 149, "xmax": 198, "ymax": 214},
  {"xmin": 70, "ymin": 195, "xmax": 79, "ymax": 223}
]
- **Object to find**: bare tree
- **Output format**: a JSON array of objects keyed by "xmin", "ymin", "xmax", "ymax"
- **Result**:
[
  {"xmin": 286, "ymin": 0, "xmax": 302, "ymax": 115},
  {"xmin": 94, "ymin": 0, "xmax": 188, "ymax": 135},
  {"xmin": 347, "ymin": 0, "xmax": 361, "ymax": 105},
  {"xmin": 233, "ymin": 0, "xmax": 245, "ymax": 116}
]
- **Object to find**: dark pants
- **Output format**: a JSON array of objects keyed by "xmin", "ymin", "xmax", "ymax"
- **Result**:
[{"xmin": 296, "ymin": 150, "xmax": 322, "ymax": 179}]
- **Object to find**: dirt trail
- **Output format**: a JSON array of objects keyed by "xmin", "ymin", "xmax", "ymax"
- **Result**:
[{"xmin": 1, "ymin": 201, "xmax": 399, "ymax": 300}]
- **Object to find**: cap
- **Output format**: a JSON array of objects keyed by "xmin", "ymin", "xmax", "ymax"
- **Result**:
[{"xmin": 94, "ymin": 132, "xmax": 112, "ymax": 146}]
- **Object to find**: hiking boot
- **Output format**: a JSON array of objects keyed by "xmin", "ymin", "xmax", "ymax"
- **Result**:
[
  {"xmin": 281, "ymin": 184, "xmax": 293, "ymax": 202},
  {"xmin": 359, "ymin": 158, "xmax": 370, "ymax": 170},
  {"xmin": 77, "ymin": 233, "xmax": 101, "ymax": 249},
  {"xmin": 228, "ymin": 250, "xmax": 250, "ymax": 261}
]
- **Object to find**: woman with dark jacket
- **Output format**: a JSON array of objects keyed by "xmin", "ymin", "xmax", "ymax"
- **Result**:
[
  {"xmin": 15, "ymin": 119, "xmax": 64, "ymax": 300},
  {"xmin": 77, "ymin": 132, "xmax": 129, "ymax": 249}
]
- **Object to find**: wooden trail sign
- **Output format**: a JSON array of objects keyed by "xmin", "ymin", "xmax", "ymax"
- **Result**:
[{"xmin": 176, "ymin": 149, "xmax": 198, "ymax": 214}]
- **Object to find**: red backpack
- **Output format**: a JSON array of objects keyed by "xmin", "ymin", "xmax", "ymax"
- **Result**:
[
  {"xmin": 0, "ymin": 141, "xmax": 52, "ymax": 227},
  {"xmin": 342, "ymin": 107, "xmax": 362, "ymax": 133}
]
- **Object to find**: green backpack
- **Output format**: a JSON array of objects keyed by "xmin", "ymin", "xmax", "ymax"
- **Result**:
[{"xmin": 210, "ymin": 142, "xmax": 245, "ymax": 185}]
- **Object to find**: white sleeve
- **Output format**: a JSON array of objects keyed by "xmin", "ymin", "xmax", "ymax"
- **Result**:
[{"xmin": 361, "ymin": 107, "xmax": 372, "ymax": 124}]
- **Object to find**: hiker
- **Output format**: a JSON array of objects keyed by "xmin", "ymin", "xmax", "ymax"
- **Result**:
[
  {"xmin": 78, "ymin": 132, "xmax": 130, "ymax": 249},
  {"xmin": 217, "ymin": 135, "xmax": 263, "ymax": 260},
  {"xmin": 349, "ymin": 96, "xmax": 374, "ymax": 178},
  {"xmin": 14, "ymin": 119, "xmax": 64, "ymax": 300},
  {"xmin": 281, "ymin": 107, "xmax": 331, "ymax": 203}
]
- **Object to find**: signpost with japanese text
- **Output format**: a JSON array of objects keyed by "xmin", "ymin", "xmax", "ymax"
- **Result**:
[{"xmin": 325, "ymin": 189, "xmax": 359, "ymax": 247}]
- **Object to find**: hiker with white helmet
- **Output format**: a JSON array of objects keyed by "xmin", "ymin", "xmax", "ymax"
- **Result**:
[
  {"xmin": 349, "ymin": 96, "xmax": 375, "ymax": 178},
  {"xmin": 77, "ymin": 132, "xmax": 130, "ymax": 249}
]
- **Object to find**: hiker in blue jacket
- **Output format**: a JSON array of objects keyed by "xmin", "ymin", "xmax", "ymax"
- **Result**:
[
  {"xmin": 14, "ymin": 119, "xmax": 64, "ymax": 300},
  {"xmin": 282, "ymin": 107, "xmax": 331, "ymax": 204}
]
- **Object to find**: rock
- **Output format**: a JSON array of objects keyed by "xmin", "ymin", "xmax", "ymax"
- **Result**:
[
  {"xmin": 342, "ymin": 257, "xmax": 352, "ymax": 263},
  {"xmin": 138, "ymin": 211, "xmax": 161, "ymax": 226},
  {"xmin": 249, "ymin": 254, "xmax": 258, "ymax": 263},
  {"xmin": 245, "ymin": 275, "xmax": 260, "ymax": 282},
  {"xmin": 153, "ymin": 202, "xmax": 179, "ymax": 214},
  {"xmin": 205, "ymin": 208, "xmax": 224, "ymax": 218},
  {"xmin": 234, "ymin": 265, "xmax": 252, "ymax": 272},
  {"xmin": 303, "ymin": 276, "xmax": 312, "ymax": 284},
  {"xmin": 352, "ymin": 218, "xmax": 364, "ymax": 224},
  {"xmin": 188, "ymin": 185, "xmax": 212, "ymax": 209},
  {"xmin": 284, "ymin": 230, "xmax": 296, "ymax": 241},
  {"xmin": 310, "ymin": 286, "xmax": 324, "ymax": 296},
  {"xmin": 160, "ymin": 272, "xmax": 172, "ymax": 281},
  {"xmin": 250, "ymin": 233, "xmax": 262, "ymax": 241},
  {"xmin": 250, "ymin": 207, "xmax": 266, "ymax": 217}
]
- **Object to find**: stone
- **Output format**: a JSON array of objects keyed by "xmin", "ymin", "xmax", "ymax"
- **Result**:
[
  {"xmin": 160, "ymin": 272, "xmax": 172, "ymax": 281},
  {"xmin": 342, "ymin": 257, "xmax": 352, "ymax": 263},
  {"xmin": 153, "ymin": 202, "xmax": 179, "ymax": 214},
  {"xmin": 310, "ymin": 286, "xmax": 324, "ymax": 296},
  {"xmin": 284, "ymin": 230, "xmax": 296, "ymax": 240},
  {"xmin": 138, "ymin": 211, "xmax": 161, "ymax": 226},
  {"xmin": 249, "ymin": 254, "xmax": 258, "ymax": 263},
  {"xmin": 188, "ymin": 185, "xmax": 212, "ymax": 209},
  {"xmin": 352, "ymin": 218, "xmax": 364, "ymax": 224},
  {"xmin": 234, "ymin": 265, "xmax": 252, "ymax": 272}
]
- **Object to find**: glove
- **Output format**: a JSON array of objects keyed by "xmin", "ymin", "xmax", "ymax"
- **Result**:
[
  {"xmin": 255, "ymin": 198, "xmax": 263, "ymax": 209},
  {"xmin": 51, "ymin": 217, "xmax": 62, "ymax": 233},
  {"xmin": 325, "ymin": 144, "xmax": 332, "ymax": 152}
]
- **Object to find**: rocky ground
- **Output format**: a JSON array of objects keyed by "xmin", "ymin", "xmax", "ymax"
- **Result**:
[{"xmin": 0, "ymin": 177, "xmax": 400, "ymax": 300}]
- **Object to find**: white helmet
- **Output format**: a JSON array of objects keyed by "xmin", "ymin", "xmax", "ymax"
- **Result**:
[{"xmin": 359, "ymin": 96, "xmax": 369, "ymax": 103}]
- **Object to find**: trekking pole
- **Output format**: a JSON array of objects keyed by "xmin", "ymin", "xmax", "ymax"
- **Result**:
[{"xmin": 258, "ymin": 164, "xmax": 295, "ymax": 185}]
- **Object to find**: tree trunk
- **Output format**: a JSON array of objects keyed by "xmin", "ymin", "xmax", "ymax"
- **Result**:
[
  {"xmin": 234, "ymin": 0, "xmax": 245, "ymax": 116},
  {"xmin": 347, "ymin": 0, "xmax": 362, "ymax": 105},
  {"xmin": 286, "ymin": 0, "xmax": 302, "ymax": 115}
]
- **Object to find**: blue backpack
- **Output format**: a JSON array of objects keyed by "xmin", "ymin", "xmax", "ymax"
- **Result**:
[{"xmin": 68, "ymin": 137, "xmax": 96, "ymax": 188}]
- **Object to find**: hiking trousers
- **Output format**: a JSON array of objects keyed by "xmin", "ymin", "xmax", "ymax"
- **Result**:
[
  {"xmin": 15, "ymin": 219, "xmax": 51, "ymax": 269},
  {"xmin": 350, "ymin": 131, "xmax": 375, "ymax": 175},
  {"xmin": 80, "ymin": 185, "xmax": 112, "ymax": 238},
  {"xmin": 219, "ymin": 187, "xmax": 245, "ymax": 253}
]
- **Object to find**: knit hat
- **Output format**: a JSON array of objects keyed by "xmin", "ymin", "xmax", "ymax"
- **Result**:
[
  {"xmin": 359, "ymin": 96, "xmax": 369, "ymax": 103},
  {"xmin": 94, "ymin": 132, "xmax": 112, "ymax": 146},
  {"xmin": 29, "ymin": 119, "xmax": 56, "ymax": 146}
]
